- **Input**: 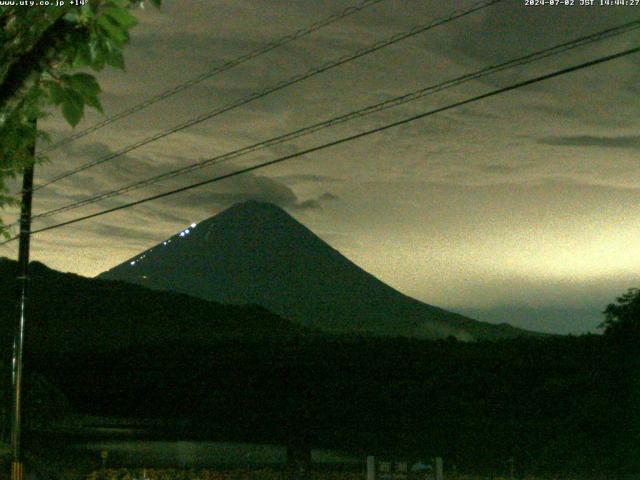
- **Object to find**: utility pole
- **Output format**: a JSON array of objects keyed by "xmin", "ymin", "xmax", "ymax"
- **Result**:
[{"xmin": 10, "ymin": 119, "xmax": 36, "ymax": 480}]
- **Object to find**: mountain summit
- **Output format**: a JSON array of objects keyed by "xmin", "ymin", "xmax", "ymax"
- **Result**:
[{"xmin": 99, "ymin": 201, "xmax": 532, "ymax": 340}]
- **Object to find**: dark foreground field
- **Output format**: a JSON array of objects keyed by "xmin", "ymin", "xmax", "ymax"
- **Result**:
[
  {"xmin": 1, "ymin": 261, "xmax": 639, "ymax": 478},
  {"xmin": 0, "ymin": 331, "xmax": 637, "ymax": 479}
]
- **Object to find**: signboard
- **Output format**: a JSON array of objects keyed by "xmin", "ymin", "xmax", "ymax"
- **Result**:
[
  {"xmin": 377, "ymin": 460, "xmax": 409, "ymax": 479},
  {"xmin": 366, "ymin": 456, "xmax": 442, "ymax": 480}
]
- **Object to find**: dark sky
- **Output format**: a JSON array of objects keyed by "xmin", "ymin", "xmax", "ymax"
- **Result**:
[{"xmin": 2, "ymin": 0, "xmax": 639, "ymax": 334}]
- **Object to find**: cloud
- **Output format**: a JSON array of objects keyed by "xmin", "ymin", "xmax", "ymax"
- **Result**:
[
  {"xmin": 287, "ymin": 193, "xmax": 338, "ymax": 211},
  {"xmin": 317, "ymin": 192, "xmax": 339, "ymax": 202},
  {"xmin": 293, "ymin": 198, "xmax": 321, "ymax": 210},
  {"xmin": 20, "ymin": 0, "xmax": 640, "ymax": 335},
  {"xmin": 477, "ymin": 164, "xmax": 518, "ymax": 175},
  {"xmin": 273, "ymin": 173, "xmax": 339, "ymax": 184},
  {"xmin": 537, "ymin": 135, "xmax": 640, "ymax": 149},
  {"xmin": 167, "ymin": 171, "xmax": 340, "ymax": 212},
  {"xmin": 33, "ymin": 135, "xmax": 343, "ymax": 238},
  {"xmin": 448, "ymin": 3, "xmax": 630, "ymax": 65},
  {"xmin": 457, "ymin": 305, "xmax": 604, "ymax": 335},
  {"xmin": 88, "ymin": 223, "xmax": 163, "ymax": 244}
]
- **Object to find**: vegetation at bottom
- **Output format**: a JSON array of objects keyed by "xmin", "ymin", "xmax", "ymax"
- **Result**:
[
  {"xmin": 18, "ymin": 332, "xmax": 639, "ymax": 477},
  {"xmin": 81, "ymin": 468, "xmax": 596, "ymax": 480},
  {"xmin": 87, "ymin": 469, "xmax": 361, "ymax": 480},
  {"xmin": 0, "ymin": 259, "xmax": 638, "ymax": 477}
]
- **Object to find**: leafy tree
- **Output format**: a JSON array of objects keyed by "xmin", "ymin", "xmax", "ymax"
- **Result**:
[
  {"xmin": 0, "ymin": 0, "xmax": 161, "ymax": 235},
  {"xmin": 600, "ymin": 288, "xmax": 640, "ymax": 338}
]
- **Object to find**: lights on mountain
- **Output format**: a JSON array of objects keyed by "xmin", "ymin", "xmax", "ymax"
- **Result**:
[
  {"xmin": 173, "ymin": 223, "xmax": 197, "ymax": 240},
  {"xmin": 129, "ymin": 254, "xmax": 148, "ymax": 265}
]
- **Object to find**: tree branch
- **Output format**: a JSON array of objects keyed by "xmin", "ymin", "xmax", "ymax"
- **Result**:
[
  {"xmin": 0, "ymin": 8, "xmax": 70, "ymax": 87},
  {"xmin": 0, "ymin": 18, "xmax": 82, "ymax": 124}
]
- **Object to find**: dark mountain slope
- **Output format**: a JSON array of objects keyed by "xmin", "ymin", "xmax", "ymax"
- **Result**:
[
  {"xmin": 0, "ymin": 257, "xmax": 311, "ymax": 357},
  {"xmin": 100, "ymin": 201, "xmax": 536, "ymax": 340}
]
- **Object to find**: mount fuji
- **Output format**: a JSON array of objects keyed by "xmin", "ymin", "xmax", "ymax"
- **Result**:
[{"xmin": 99, "ymin": 201, "xmax": 534, "ymax": 340}]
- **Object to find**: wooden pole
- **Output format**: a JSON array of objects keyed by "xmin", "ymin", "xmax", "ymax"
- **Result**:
[
  {"xmin": 434, "ymin": 457, "xmax": 443, "ymax": 480},
  {"xmin": 10, "ymin": 120, "xmax": 36, "ymax": 480},
  {"xmin": 366, "ymin": 456, "xmax": 375, "ymax": 480}
]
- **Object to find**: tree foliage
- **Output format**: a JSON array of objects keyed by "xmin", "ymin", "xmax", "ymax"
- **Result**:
[
  {"xmin": 600, "ymin": 287, "xmax": 640, "ymax": 339},
  {"xmin": 0, "ymin": 0, "xmax": 161, "ymax": 235}
]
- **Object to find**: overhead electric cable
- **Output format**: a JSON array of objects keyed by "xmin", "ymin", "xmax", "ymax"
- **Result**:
[
  {"xmin": 30, "ymin": 19, "xmax": 640, "ymax": 221},
  {"xmin": 34, "ymin": 0, "xmax": 503, "ymax": 191},
  {"xmin": 37, "ymin": 0, "xmax": 388, "ymax": 156},
  {"xmin": 1, "ymin": 44, "xmax": 636, "ymax": 246}
]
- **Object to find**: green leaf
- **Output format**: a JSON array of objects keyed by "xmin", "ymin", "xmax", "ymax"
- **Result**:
[
  {"xmin": 63, "ymin": 73, "xmax": 104, "ymax": 114},
  {"xmin": 73, "ymin": 43, "xmax": 93, "ymax": 68},
  {"xmin": 67, "ymin": 73, "xmax": 101, "ymax": 99},
  {"xmin": 88, "ymin": 39, "xmax": 101, "ymax": 65},
  {"xmin": 92, "ymin": 56, "xmax": 106, "ymax": 71},
  {"xmin": 43, "ymin": 81, "xmax": 66, "ymax": 106},
  {"xmin": 97, "ymin": 15, "xmax": 129, "ymax": 48},
  {"xmin": 89, "ymin": 39, "xmax": 107, "ymax": 71},
  {"xmin": 60, "ymin": 88, "xmax": 85, "ymax": 127},
  {"xmin": 103, "ymin": 6, "xmax": 138, "ymax": 29},
  {"xmin": 84, "ymin": 94, "xmax": 104, "ymax": 114},
  {"xmin": 107, "ymin": 0, "xmax": 130, "ymax": 7},
  {"xmin": 97, "ymin": 38, "xmax": 126, "ymax": 69},
  {"xmin": 105, "ymin": 48, "xmax": 125, "ymax": 69},
  {"xmin": 150, "ymin": 0, "xmax": 162, "ymax": 7},
  {"xmin": 87, "ymin": 1, "xmax": 99, "ymax": 15}
]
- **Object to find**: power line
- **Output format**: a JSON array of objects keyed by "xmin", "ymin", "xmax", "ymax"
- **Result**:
[
  {"xmin": 2, "ymin": 44, "xmax": 636, "ymax": 245},
  {"xmin": 36, "ymin": 0, "xmax": 388, "ymax": 156},
  {"xmin": 30, "ymin": 19, "xmax": 640, "ymax": 221},
  {"xmin": 35, "ymin": 0, "xmax": 501, "ymax": 189},
  {"xmin": 33, "ymin": 0, "xmax": 504, "ymax": 191}
]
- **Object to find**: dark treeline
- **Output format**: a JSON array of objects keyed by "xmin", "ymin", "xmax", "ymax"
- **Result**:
[
  {"xmin": 0, "ymin": 258, "xmax": 638, "ymax": 476},
  {"xmin": 0, "ymin": 258, "xmax": 315, "ymax": 356},
  {"xmin": 33, "ymin": 334, "xmax": 639, "ymax": 477}
]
